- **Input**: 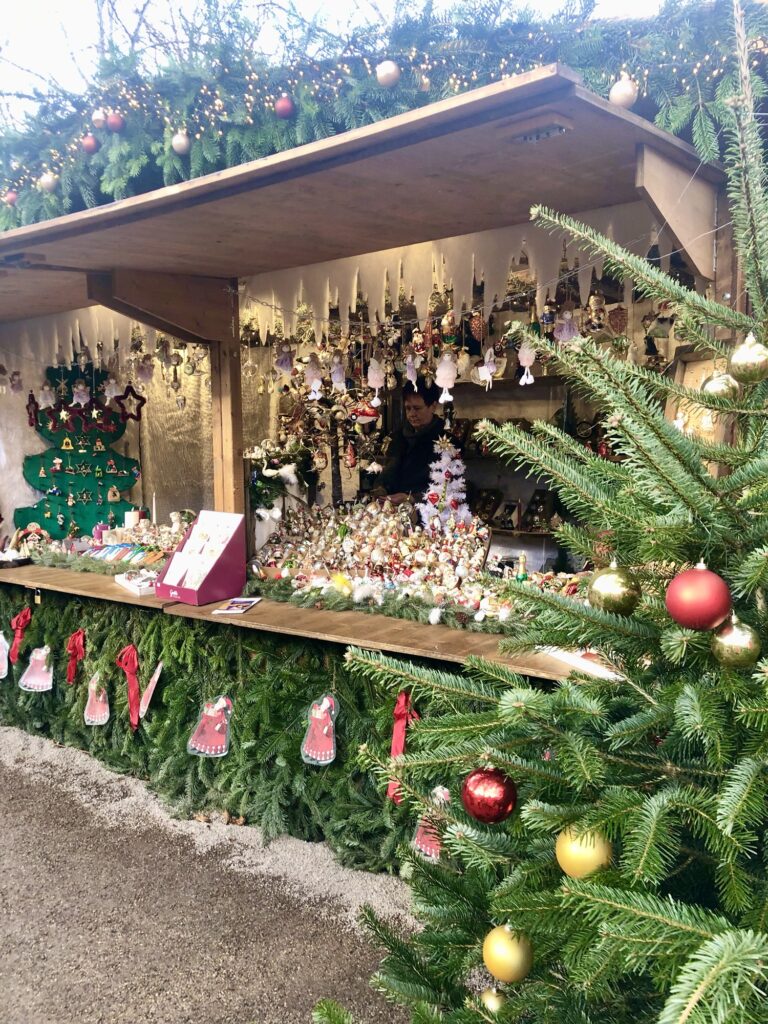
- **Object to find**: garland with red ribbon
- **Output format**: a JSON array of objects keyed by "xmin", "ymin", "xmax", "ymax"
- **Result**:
[
  {"xmin": 65, "ymin": 628, "xmax": 86, "ymax": 684},
  {"xmin": 9, "ymin": 607, "xmax": 32, "ymax": 664},
  {"xmin": 116, "ymin": 644, "xmax": 140, "ymax": 732},
  {"xmin": 386, "ymin": 690, "xmax": 419, "ymax": 804}
]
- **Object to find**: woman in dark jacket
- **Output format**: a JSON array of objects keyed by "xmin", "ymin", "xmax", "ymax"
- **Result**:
[{"xmin": 379, "ymin": 379, "xmax": 444, "ymax": 504}]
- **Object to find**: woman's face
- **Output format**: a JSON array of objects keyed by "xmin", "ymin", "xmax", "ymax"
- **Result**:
[{"xmin": 404, "ymin": 394, "xmax": 436, "ymax": 430}]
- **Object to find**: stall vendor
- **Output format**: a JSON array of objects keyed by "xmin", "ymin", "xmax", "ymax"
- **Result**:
[{"xmin": 378, "ymin": 379, "xmax": 445, "ymax": 504}]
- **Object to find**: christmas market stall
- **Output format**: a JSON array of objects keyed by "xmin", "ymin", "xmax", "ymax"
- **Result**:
[{"xmin": 0, "ymin": 64, "xmax": 732, "ymax": 865}]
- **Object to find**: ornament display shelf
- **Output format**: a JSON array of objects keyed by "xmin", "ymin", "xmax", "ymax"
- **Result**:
[{"xmin": 0, "ymin": 564, "xmax": 569, "ymax": 678}]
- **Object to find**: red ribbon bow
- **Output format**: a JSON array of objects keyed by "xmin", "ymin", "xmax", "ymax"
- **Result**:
[
  {"xmin": 387, "ymin": 690, "xmax": 419, "ymax": 804},
  {"xmin": 116, "ymin": 644, "xmax": 140, "ymax": 732},
  {"xmin": 65, "ymin": 628, "xmax": 86, "ymax": 685},
  {"xmin": 9, "ymin": 607, "xmax": 32, "ymax": 665}
]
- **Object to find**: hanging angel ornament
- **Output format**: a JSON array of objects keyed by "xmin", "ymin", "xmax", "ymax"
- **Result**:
[
  {"xmin": 367, "ymin": 349, "xmax": 386, "ymax": 407},
  {"xmin": 554, "ymin": 307, "xmax": 578, "ymax": 343},
  {"xmin": 71, "ymin": 379, "xmax": 91, "ymax": 406},
  {"xmin": 304, "ymin": 351, "xmax": 324, "ymax": 399},
  {"xmin": 474, "ymin": 346, "xmax": 497, "ymax": 391},
  {"xmin": 435, "ymin": 350, "xmax": 458, "ymax": 403},
  {"xmin": 518, "ymin": 341, "xmax": 537, "ymax": 385},
  {"xmin": 38, "ymin": 382, "xmax": 56, "ymax": 409},
  {"xmin": 403, "ymin": 345, "xmax": 421, "ymax": 386},
  {"xmin": 136, "ymin": 354, "xmax": 155, "ymax": 386},
  {"xmin": 330, "ymin": 349, "xmax": 347, "ymax": 393},
  {"xmin": 103, "ymin": 376, "xmax": 122, "ymax": 401},
  {"xmin": 9, "ymin": 371, "xmax": 23, "ymax": 393},
  {"xmin": 274, "ymin": 340, "xmax": 295, "ymax": 379}
]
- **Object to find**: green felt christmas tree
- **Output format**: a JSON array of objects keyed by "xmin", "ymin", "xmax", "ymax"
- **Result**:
[
  {"xmin": 14, "ymin": 362, "xmax": 142, "ymax": 540},
  {"xmin": 315, "ymin": 3, "xmax": 768, "ymax": 1023}
]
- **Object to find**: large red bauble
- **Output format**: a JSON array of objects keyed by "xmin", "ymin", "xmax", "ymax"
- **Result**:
[
  {"xmin": 274, "ymin": 94, "xmax": 296, "ymax": 119},
  {"xmin": 665, "ymin": 562, "xmax": 732, "ymax": 631},
  {"xmin": 106, "ymin": 112, "xmax": 125, "ymax": 133},
  {"xmin": 81, "ymin": 133, "xmax": 101, "ymax": 155},
  {"xmin": 461, "ymin": 767, "xmax": 517, "ymax": 824}
]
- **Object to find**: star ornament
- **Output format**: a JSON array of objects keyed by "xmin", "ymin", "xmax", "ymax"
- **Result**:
[
  {"xmin": 115, "ymin": 385, "xmax": 146, "ymax": 423},
  {"xmin": 75, "ymin": 461, "xmax": 91, "ymax": 476}
]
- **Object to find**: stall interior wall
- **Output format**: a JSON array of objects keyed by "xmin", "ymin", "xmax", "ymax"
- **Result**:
[{"xmin": 0, "ymin": 309, "xmax": 214, "ymax": 534}]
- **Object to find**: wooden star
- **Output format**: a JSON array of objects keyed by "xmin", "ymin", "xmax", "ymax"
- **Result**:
[
  {"xmin": 77, "ymin": 490, "xmax": 93, "ymax": 504},
  {"xmin": 75, "ymin": 461, "xmax": 91, "ymax": 476},
  {"xmin": 114, "ymin": 385, "xmax": 146, "ymax": 423}
]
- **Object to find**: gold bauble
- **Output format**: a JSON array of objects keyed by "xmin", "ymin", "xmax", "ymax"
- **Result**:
[
  {"xmin": 700, "ymin": 371, "xmax": 740, "ymax": 400},
  {"xmin": 728, "ymin": 332, "xmax": 768, "ymax": 384},
  {"xmin": 555, "ymin": 828, "xmax": 612, "ymax": 879},
  {"xmin": 480, "ymin": 988, "xmax": 507, "ymax": 1013},
  {"xmin": 587, "ymin": 561, "xmax": 641, "ymax": 616},
  {"xmin": 482, "ymin": 925, "xmax": 533, "ymax": 983},
  {"xmin": 711, "ymin": 615, "xmax": 762, "ymax": 668}
]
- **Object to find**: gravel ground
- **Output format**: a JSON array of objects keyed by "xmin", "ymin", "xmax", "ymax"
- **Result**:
[{"xmin": 0, "ymin": 727, "xmax": 412, "ymax": 1024}]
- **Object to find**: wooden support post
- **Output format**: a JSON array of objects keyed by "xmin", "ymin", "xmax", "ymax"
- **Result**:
[{"xmin": 87, "ymin": 270, "xmax": 245, "ymax": 514}]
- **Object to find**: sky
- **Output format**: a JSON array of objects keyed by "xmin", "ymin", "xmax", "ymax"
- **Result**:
[{"xmin": 0, "ymin": 0, "xmax": 664, "ymax": 109}]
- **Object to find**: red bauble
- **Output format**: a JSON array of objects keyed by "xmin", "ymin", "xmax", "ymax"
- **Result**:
[
  {"xmin": 81, "ymin": 133, "xmax": 101, "ymax": 155},
  {"xmin": 665, "ymin": 562, "xmax": 732, "ymax": 631},
  {"xmin": 274, "ymin": 94, "xmax": 296, "ymax": 119},
  {"xmin": 461, "ymin": 767, "xmax": 517, "ymax": 824},
  {"xmin": 106, "ymin": 112, "xmax": 125, "ymax": 133},
  {"xmin": 4, "ymin": 189, "xmax": 18, "ymax": 207}
]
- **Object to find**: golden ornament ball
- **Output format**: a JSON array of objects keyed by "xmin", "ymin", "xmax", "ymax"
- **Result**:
[
  {"xmin": 482, "ymin": 925, "xmax": 533, "ymax": 984},
  {"xmin": 700, "ymin": 371, "xmax": 740, "ymax": 400},
  {"xmin": 727, "ymin": 332, "xmax": 768, "ymax": 384},
  {"xmin": 711, "ymin": 615, "xmax": 762, "ymax": 668},
  {"xmin": 587, "ymin": 561, "xmax": 641, "ymax": 616},
  {"xmin": 555, "ymin": 828, "xmax": 612, "ymax": 879},
  {"xmin": 479, "ymin": 988, "xmax": 507, "ymax": 1013}
]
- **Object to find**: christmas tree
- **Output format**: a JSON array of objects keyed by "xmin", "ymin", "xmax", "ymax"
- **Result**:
[
  {"xmin": 316, "ymin": 4, "xmax": 768, "ymax": 1022},
  {"xmin": 14, "ymin": 361, "xmax": 142, "ymax": 540},
  {"xmin": 415, "ymin": 437, "xmax": 472, "ymax": 529}
]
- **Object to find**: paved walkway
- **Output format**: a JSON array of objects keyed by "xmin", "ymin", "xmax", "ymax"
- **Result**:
[{"xmin": 0, "ymin": 728, "xmax": 410, "ymax": 1024}]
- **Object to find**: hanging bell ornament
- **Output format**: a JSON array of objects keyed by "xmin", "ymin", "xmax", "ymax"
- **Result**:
[
  {"xmin": 375, "ymin": 60, "xmax": 401, "ymax": 88},
  {"xmin": 482, "ymin": 926, "xmax": 532, "ymax": 984},
  {"xmin": 479, "ymin": 989, "xmax": 507, "ymax": 1013},
  {"xmin": 710, "ymin": 615, "xmax": 762, "ymax": 668},
  {"xmin": 700, "ymin": 371, "xmax": 740, "ymax": 400},
  {"xmin": 555, "ymin": 827, "xmax": 612, "ymax": 879},
  {"xmin": 608, "ymin": 72, "xmax": 639, "ymax": 109},
  {"xmin": 587, "ymin": 560, "xmax": 641, "ymax": 616},
  {"xmin": 727, "ymin": 332, "xmax": 768, "ymax": 384}
]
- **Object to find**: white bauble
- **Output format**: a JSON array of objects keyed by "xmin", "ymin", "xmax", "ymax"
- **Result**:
[
  {"xmin": 609, "ymin": 75, "xmax": 639, "ymax": 109},
  {"xmin": 376, "ymin": 60, "xmax": 401, "ymax": 88},
  {"xmin": 38, "ymin": 172, "xmax": 58, "ymax": 193},
  {"xmin": 91, "ymin": 107, "xmax": 107, "ymax": 128},
  {"xmin": 171, "ymin": 131, "xmax": 191, "ymax": 156}
]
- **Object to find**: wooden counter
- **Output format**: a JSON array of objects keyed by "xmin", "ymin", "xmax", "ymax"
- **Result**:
[
  {"xmin": 0, "ymin": 565, "xmax": 568, "ymax": 680},
  {"xmin": 0, "ymin": 564, "xmax": 176, "ymax": 611}
]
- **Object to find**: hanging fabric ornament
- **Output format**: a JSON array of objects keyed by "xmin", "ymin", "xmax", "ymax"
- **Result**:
[
  {"xmin": 461, "ymin": 766, "xmax": 517, "ymax": 824},
  {"xmin": 65, "ymin": 628, "xmax": 86, "ymax": 684},
  {"xmin": 300, "ymin": 693, "xmax": 338, "ymax": 765},
  {"xmin": 38, "ymin": 383, "xmax": 55, "ymax": 409},
  {"xmin": 0, "ymin": 631, "xmax": 9, "ymax": 679},
  {"xmin": 473, "ymin": 346, "xmax": 497, "ymax": 391},
  {"xmin": 727, "ymin": 332, "xmax": 768, "ymax": 383},
  {"xmin": 19, "ymin": 646, "xmax": 53, "ymax": 692},
  {"xmin": 9, "ymin": 606, "xmax": 32, "ymax": 664},
  {"xmin": 171, "ymin": 130, "xmax": 192, "ymax": 155},
  {"xmin": 710, "ymin": 615, "xmax": 761, "ymax": 668},
  {"xmin": 139, "ymin": 660, "xmax": 163, "ymax": 719},
  {"xmin": 413, "ymin": 785, "xmax": 451, "ymax": 860},
  {"xmin": 71, "ymin": 380, "xmax": 90, "ymax": 406},
  {"xmin": 518, "ymin": 341, "xmax": 537, "ymax": 385},
  {"xmin": 330, "ymin": 349, "xmax": 347, "ymax": 392},
  {"xmin": 554, "ymin": 309, "xmax": 578, "ymax": 342},
  {"xmin": 84, "ymin": 672, "xmax": 110, "ymax": 726},
  {"xmin": 116, "ymin": 643, "xmax": 141, "ymax": 732},
  {"xmin": 435, "ymin": 350, "xmax": 457, "ymax": 403},
  {"xmin": 666, "ymin": 561, "xmax": 731, "ymax": 630},
  {"xmin": 9, "ymin": 370, "xmax": 23, "ymax": 393},
  {"xmin": 555, "ymin": 827, "xmax": 612, "ymax": 878},
  {"xmin": 375, "ymin": 60, "xmax": 401, "ymax": 87},
  {"xmin": 587, "ymin": 560, "xmax": 642, "ymax": 616},
  {"xmin": 387, "ymin": 691, "xmax": 420, "ymax": 803},
  {"xmin": 470, "ymin": 310, "xmax": 487, "ymax": 343},
  {"xmin": 482, "ymin": 926, "xmax": 533, "ymax": 983},
  {"xmin": 188, "ymin": 695, "xmax": 233, "ymax": 757}
]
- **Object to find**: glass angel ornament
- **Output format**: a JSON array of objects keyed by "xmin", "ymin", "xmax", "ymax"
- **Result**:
[
  {"xmin": 274, "ymin": 341, "xmax": 295, "ymax": 380},
  {"xmin": 330, "ymin": 349, "xmax": 347, "ymax": 393},
  {"xmin": 367, "ymin": 349, "xmax": 386, "ymax": 407},
  {"xmin": 304, "ymin": 351, "xmax": 324, "ymax": 400},
  {"xmin": 474, "ymin": 346, "xmax": 497, "ymax": 391},
  {"xmin": 435, "ymin": 350, "xmax": 458, "ymax": 403},
  {"xmin": 403, "ymin": 345, "xmax": 421, "ymax": 386}
]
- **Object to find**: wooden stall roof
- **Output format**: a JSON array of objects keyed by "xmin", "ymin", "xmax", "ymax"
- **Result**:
[{"xmin": 0, "ymin": 63, "xmax": 723, "ymax": 324}]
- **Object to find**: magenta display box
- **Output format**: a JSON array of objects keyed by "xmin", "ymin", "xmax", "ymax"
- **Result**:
[{"xmin": 155, "ymin": 511, "xmax": 246, "ymax": 606}]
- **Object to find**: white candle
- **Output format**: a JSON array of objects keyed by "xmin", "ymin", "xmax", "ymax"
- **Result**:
[
  {"xmin": 152, "ymin": 492, "xmax": 157, "ymax": 524},
  {"xmin": 124, "ymin": 510, "xmax": 140, "ymax": 528}
]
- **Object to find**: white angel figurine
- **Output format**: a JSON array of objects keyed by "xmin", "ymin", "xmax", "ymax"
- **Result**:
[
  {"xmin": 367, "ymin": 349, "xmax": 386, "ymax": 407},
  {"xmin": 330, "ymin": 349, "xmax": 347, "ymax": 393},
  {"xmin": 518, "ymin": 341, "xmax": 537, "ymax": 385},
  {"xmin": 475, "ymin": 346, "xmax": 497, "ymax": 391},
  {"xmin": 435, "ymin": 350, "xmax": 458, "ymax": 403},
  {"xmin": 404, "ymin": 345, "xmax": 421, "ymax": 386},
  {"xmin": 304, "ymin": 351, "xmax": 324, "ymax": 400},
  {"xmin": 274, "ymin": 341, "xmax": 294, "ymax": 379}
]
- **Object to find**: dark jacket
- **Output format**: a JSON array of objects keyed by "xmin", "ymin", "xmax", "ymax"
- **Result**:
[{"xmin": 381, "ymin": 416, "xmax": 445, "ymax": 499}]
